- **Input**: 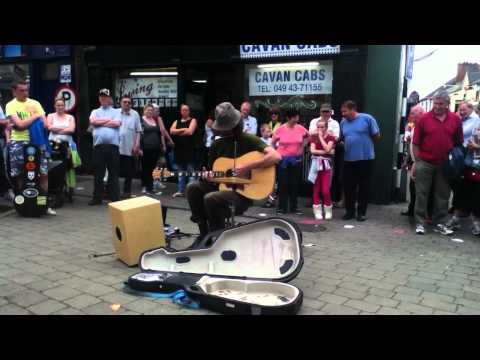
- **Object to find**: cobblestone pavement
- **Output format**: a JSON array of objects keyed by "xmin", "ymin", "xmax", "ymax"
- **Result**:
[{"xmin": 1, "ymin": 176, "xmax": 480, "ymax": 315}]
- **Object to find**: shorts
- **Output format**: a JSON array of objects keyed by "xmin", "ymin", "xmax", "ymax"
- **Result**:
[{"xmin": 7, "ymin": 141, "xmax": 48, "ymax": 178}]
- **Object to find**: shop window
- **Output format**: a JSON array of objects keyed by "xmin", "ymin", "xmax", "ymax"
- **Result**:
[{"xmin": 114, "ymin": 67, "xmax": 178, "ymax": 115}]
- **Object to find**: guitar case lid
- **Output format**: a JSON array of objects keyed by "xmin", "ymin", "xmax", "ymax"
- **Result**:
[
  {"xmin": 128, "ymin": 218, "xmax": 304, "ymax": 314},
  {"xmin": 138, "ymin": 217, "xmax": 304, "ymax": 283}
]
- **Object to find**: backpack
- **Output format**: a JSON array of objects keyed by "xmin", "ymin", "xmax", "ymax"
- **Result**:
[{"xmin": 442, "ymin": 145, "xmax": 465, "ymax": 180}]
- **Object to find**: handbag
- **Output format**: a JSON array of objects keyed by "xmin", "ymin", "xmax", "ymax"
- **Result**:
[{"xmin": 442, "ymin": 145, "xmax": 465, "ymax": 181}]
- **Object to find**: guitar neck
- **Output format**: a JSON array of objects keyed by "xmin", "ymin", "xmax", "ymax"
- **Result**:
[{"xmin": 166, "ymin": 171, "xmax": 226, "ymax": 178}]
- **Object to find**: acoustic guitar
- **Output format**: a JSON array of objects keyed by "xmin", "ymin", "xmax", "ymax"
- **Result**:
[{"xmin": 152, "ymin": 151, "xmax": 275, "ymax": 201}]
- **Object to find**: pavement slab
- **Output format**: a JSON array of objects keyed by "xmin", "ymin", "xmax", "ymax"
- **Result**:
[{"xmin": 1, "ymin": 175, "xmax": 480, "ymax": 315}]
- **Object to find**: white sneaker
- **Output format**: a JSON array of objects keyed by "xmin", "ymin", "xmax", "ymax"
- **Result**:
[
  {"xmin": 141, "ymin": 187, "xmax": 147, "ymax": 194},
  {"xmin": 313, "ymin": 205, "xmax": 323, "ymax": 220},
  {"xmin": 416, "ymin": 224, "xmax": 425, "ymax": 235},
  {"xmin": 435, "ymin": 224, "xmax": 454, "ymax": 236},
  {"xmin": 324, "ymin": 205, "xmax": 333, "ymax": 220},
  {"xmin": 47, "ymin": 208, "xmax": 57, "ymax": 216}
]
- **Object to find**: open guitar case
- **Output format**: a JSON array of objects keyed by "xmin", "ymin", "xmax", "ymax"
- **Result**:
[{"xmin": 127, "ymin": 217, "xmax": 304, "ymax": 315}]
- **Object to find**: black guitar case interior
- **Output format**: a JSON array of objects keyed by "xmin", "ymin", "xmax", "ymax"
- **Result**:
[{"xmin": 127, "ymin": 218, "xmax": 304, "ymax": 315}]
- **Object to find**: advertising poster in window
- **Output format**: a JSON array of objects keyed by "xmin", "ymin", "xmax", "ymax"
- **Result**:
[{"xmin": 115, "ymin": 77, "xmax": 178, "ymax": 108}]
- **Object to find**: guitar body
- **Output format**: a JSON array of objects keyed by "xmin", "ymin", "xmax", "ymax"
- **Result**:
[{"xmin": 212, "ymin": 152, "xmax": 275, "ymax": 201}]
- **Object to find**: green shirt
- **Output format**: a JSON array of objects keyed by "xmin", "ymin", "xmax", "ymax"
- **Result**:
[{"xmin": 208, "ymin": 133, "xmax": 267, "ymax": 169}]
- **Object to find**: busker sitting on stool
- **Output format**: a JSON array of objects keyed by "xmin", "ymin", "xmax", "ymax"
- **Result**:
[{"xmin": 186, "ymin": 102, "xmax": 281, "ymax": 244}]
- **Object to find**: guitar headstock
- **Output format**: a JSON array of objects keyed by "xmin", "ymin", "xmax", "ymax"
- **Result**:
[{"xmin": 152, "ymin": 168, "xmax": 173, "ymax": 180}]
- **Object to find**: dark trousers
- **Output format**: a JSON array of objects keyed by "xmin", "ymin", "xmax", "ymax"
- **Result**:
[
  {"xmin": 278, "ymin": 161, "xmax": 302, "ymax": 212},
  {"xmin": 93, "ymin": 144, "xmax": 120, "ymax": 201},
  {"xmin": 452, "ymin": 177, "xmax": 480, "ymax": 217},
  {"xmin": 186, "ymin": 181, "xmax": 251, "ymax": 235},
  {"xmin": 120, "ymin": 155, "xmax": 135, "ymax": 194},
  {"xmin": 343, "ymin": 160, "xmax": 373, "ymax": 216},
  {"xmin": 331, "ymin": 143, "xmax": 345, "ymax": 203},
  {"xmin": 141, "ymin": 149, "xmax": 161, "ymax": 192}
]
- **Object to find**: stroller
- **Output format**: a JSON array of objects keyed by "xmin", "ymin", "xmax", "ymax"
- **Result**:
[{"xmin": 48, "ymin": 140, "xmax": 71, "ymax": 208}]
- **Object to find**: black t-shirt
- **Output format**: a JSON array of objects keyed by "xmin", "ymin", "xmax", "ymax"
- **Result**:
[
  {"xmin": 208, "ymin": 133, "xmax": 267, "ymax": 170},
  {"xmin": 173, "ymin": 118, "xmax": 196, "ymax": 165}
]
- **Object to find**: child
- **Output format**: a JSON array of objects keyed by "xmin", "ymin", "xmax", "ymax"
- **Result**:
[
  {"xmin": 260, "ymin": 123, "xmax": 275, "ymax": 208},
  {"xmin": 260, "ymin": 123, "xmax": 272, "ymax": 146},
  {"xmin": 308, "ymin": 118, "xmax": 336, "ymax": 220}
]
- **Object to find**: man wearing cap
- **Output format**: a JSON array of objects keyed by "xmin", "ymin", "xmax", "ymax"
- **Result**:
[
  {"xmin": 309, "ymin": 103, "xmax": 340, "ymax": 139},
  {"xmin": 185, "ymin": 102, "xmax": 281, "ymax": 243},
  {"xmin": 412, "ymin": 92, "xmax": 463, "ymax": 235},
  {"xmin": 88, "ymin": 89, "xmax": 122, "ymax": 205}
]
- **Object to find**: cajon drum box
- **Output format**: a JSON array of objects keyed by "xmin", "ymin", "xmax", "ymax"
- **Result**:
[{"xmin": 108, "ymin": 196, "xmax": 166, "ymax": 266}]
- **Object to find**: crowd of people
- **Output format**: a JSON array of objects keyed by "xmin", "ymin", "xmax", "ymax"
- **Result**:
[
  {"xmin": 86, "ymin": 89, "xmax": 382, "ymax": 223},
  {"xmin": 2, "ymin": 81, "xmax": 479, "ymax": 239},
  {"xmin": 0, "ymin": 82, "xmax": 383, "ymax": 225},
  {"xmin": 403, "ymin": 91, "xmax": 480, "ymax": 236}
]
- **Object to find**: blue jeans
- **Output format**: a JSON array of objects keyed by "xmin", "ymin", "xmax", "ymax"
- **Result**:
[{"xmin": 177, "ymin": 163, "xmax": 195, "ymax": 194}]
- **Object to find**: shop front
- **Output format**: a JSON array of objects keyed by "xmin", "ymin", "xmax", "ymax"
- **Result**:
[{"xmin": 82, "ymin": 45, "xmax": 403, "ymax": 204}]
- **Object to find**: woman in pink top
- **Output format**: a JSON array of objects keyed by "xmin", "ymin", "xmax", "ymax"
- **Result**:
[{"xmin": 272, "ymin": 108, "xmax": 309, "ymax": 215}]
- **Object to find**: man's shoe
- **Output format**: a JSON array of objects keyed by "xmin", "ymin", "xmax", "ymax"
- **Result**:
[
  {"xmin": 46, "ymin": 208, "xmax": 57, "ymax": 216},
  {"xmin": 448, "ymin": 207, "xmax": 455, "ymax": 214},
  {"xmin": 291, "ymin": 209, "xmax": 303, "ymax": 216},
  {"xmin": 416, "ymin": 224, "xmax": 425, "ymax": 235},
  {"xmin": 435, "ymin": 224, "xmax": 454, "ymax": 236},
  {"xmin": 356, "ymin": 215, "xmax": 367, "ymax": 222},
  {"xmin": 121, "ymin": 193, "xmax": 131, "ymax": 199},
  {"xmin": 445, "ymin": 216, "xmax": 461, "ymax": 230},
  {"xmin": 172, "ymin": 192, "xmax": 184, "ymax": 198},
  {"xmin": 276, "ymin": 209, "xmax": 287, "ymax": 215},
  {"xmin": 401, "ymin": 210, "xmax": 414, "ymax": 216},
  {"xmin": 88, "ymin": 199, "xmax": 102, "ymax": 206},
  {"xmin": 342, "ymin": 213, "xmax": 355, "ymax": 221}
]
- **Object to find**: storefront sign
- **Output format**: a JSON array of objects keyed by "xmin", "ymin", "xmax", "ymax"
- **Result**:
[
  {"xmin": 60, "ymin": 64, "xmax": 72, "ymax": 84},
  {"xmin": 54, "ymin": 86, "xmax": 78, "ymax": 112},
  {"xmin": 249, "ymin": 61, "xmax": 333, "ymax": 96},
  {"xmin": 115, "ymin": 77, "xmax": 177, "ymax": 101},
  {"xmin": 240, "ymin": 45, "xmax": 340, "ymax": 59}
]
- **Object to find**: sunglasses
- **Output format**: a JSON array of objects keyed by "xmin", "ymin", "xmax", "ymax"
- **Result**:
[{"xmin": 321, "ymin": 110, "xmax": 330, "ymax": 113}]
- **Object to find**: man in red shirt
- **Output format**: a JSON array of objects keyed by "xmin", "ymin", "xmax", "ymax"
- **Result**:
[{"xmin": 412, "ymin": 91, "xmax": 463, "ymax": 235}]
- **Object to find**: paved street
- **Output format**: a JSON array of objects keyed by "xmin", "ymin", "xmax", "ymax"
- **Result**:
[{"xmin": 1, "ymin": 175, "xmax": 480, "ymax": 315}]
